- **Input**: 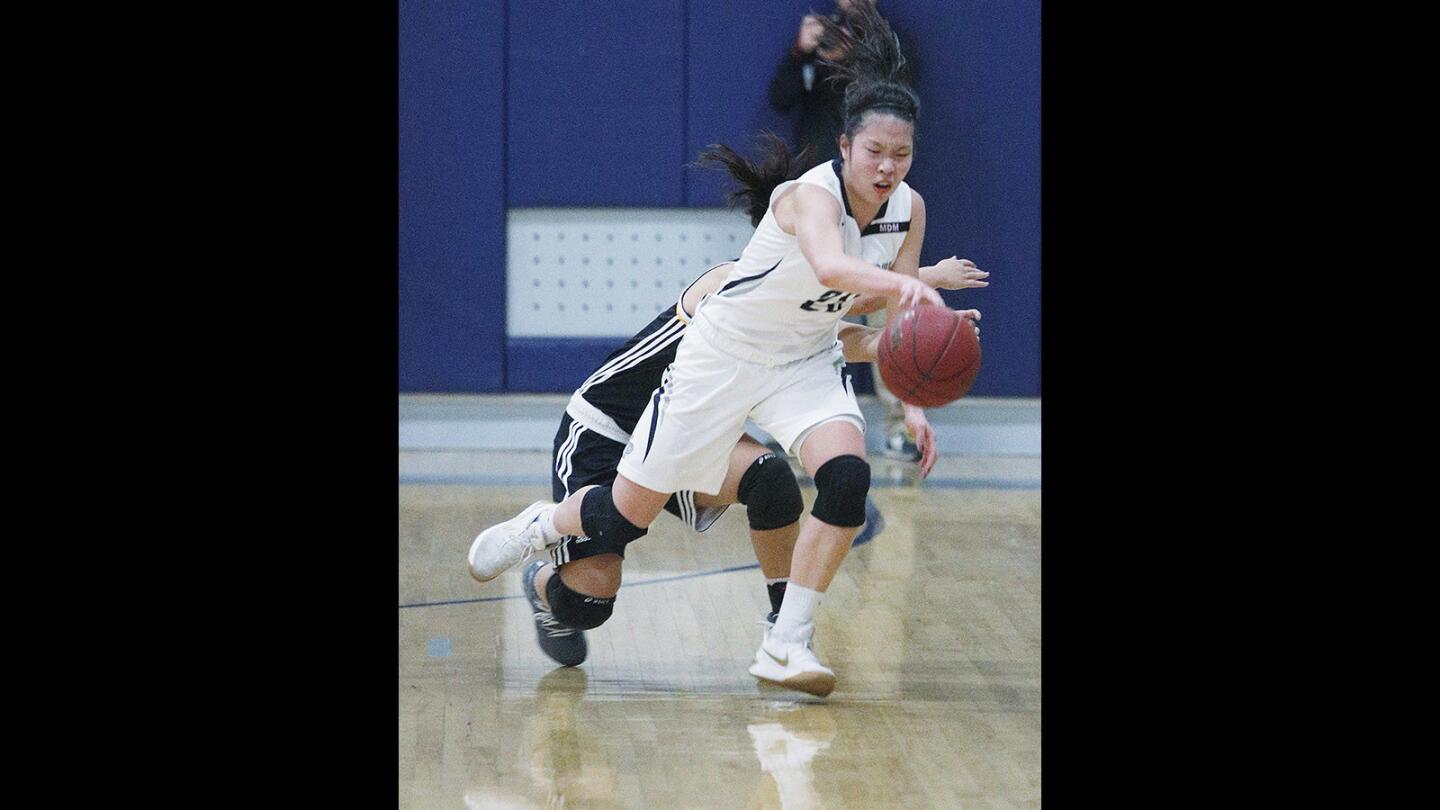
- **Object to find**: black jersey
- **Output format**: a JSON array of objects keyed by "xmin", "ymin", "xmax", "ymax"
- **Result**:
[
  {"xmin": 566, "ymin": 304, "xmax": 688, "ymax": 441},
  {"xmin": 564, "ymin": 261, "xmax": 737, "ymax": 443}
]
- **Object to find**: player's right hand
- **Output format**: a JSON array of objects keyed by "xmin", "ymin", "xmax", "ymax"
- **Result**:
[
  {"xmin": 903, "ymin": 403, "xmax": 938, "ymax": 479},
  {"xmin": 897, "ymin": 277, "xmax": 944, "ymax": 310}
]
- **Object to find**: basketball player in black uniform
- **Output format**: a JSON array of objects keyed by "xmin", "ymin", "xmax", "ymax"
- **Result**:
[{"xmin": 510, "ymin": 258, "xmax": 803, "ymax": 666}]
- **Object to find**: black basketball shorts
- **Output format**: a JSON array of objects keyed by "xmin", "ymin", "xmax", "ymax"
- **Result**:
[{"xmin": 550, "ymin": 412, "xmax": 728, "ymax": 564}]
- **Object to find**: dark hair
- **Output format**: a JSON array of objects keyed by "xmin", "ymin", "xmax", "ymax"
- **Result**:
[
  {"xmin": 694, "ymin": 131, "xmax": 818, "ymax": 226},
  {"xmin": 816, "ymin": 1, "xmax": 920, "ymax": 140}
]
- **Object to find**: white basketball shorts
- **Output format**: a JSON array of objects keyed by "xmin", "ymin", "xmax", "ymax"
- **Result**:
[{"xmin": 616, "ymin": 324, "xmax": 865, "ymax": 495}]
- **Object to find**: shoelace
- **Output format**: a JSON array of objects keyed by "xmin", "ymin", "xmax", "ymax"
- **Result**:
[
  {"xmin": 533, "ymin": 610, "xmax": 576, "ymax": 638},
  {"xmin": 524, "ymin": 561, "xmax": 572, "ymax": 638}
]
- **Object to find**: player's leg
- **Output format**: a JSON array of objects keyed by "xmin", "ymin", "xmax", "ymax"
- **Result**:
[
  {"xmin": 787, "ymin": 421, "xmax": 869, "ymax": 594},
  {"xmin": 468, "ymin": 460, "xmax": 671, "ymax": 584},
  {"xmin": 536, "ymin": 551, "xmax": 623, "ymax": 598},
  {"xmin": 745, "ymin": 419, "xmax": 868, "ymax": 697},
  {"xmin": 494, "ymin": 413, "xmax": 632, "ymax": 666},
  {"xmin": 474, "ymin": 330, "xmax": 752, "ymax": 667},
  {"xmin": 475, "ymin": 326, "xmax": 749, "ymax": 581},
  {"xmin": 529, "ymin": 477, "xmax": 667, "ymax": 615},
  {"xmin": 525, "ymin": 551, "xmax": 623, "ymax": 667},
  {"xmin": 507, "ymin": 477, "xmax": 666, "ymax": 662},
  {"xmin": 744, "ymin": 350, "xmax": 871, "ymax": 696},
  {"xmin": 688, "ymin": 434, "xmax": 804, "ymax": 622},
  {"xmin": 528, "ymin": 431, "xmax": 801, "ymax": 662},
  {"xmin": 503, "ymin": 478, "xmax": 665, "ymax": 667}
]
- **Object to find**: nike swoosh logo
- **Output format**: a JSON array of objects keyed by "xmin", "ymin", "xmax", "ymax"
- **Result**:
[{"xmin": 764, "ymin": 648, "xmax": 788, "ymax": 667}]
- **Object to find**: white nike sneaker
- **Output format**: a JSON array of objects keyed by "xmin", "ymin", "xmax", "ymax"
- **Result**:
[
  {"xmin": 749, "ymin": 632, "xmax": 837, "ymax": 697},
  {"xmin": 468, "ymin": 501, "xmax": 558, "ymax": 582}
]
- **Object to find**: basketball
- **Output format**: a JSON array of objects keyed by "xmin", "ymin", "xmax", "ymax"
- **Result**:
[{"xmin": 876, "ymin": 304, "xmax": 981, "ymax": 408}]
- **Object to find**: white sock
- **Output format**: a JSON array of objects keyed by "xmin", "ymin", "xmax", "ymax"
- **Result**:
[
  {"xmin": 770, "ymin": 583, "xmax": 823, "ymax": 645},
  {"xmin": 537, "ymin": 504, "xmax": 563, "ymax": 545}
]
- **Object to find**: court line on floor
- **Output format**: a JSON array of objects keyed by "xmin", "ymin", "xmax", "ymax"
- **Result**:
[{"xmin": 398, "ymin": 497, "xmax": 888, "ymax": 610}]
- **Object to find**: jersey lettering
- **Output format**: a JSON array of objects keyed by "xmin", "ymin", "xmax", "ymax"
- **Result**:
[{"xmin": 799, "ymin": 289, "xmax": 858, "ymax": 313}]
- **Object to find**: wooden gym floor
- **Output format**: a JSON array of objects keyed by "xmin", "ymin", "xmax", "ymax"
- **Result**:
[{"xmin": 399, "ymin": 395, "xmax": 1041, "ymax": 808}]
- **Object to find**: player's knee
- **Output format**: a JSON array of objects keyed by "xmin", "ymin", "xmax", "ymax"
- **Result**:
[
  {"xmin": 546, "ymin": 574, "xmax": 615, "ymax": 630},
  {"xmin": 558, "ymin": 554, "xmax": 623, "ymax": 595},
  {"xmin": 810, "ymin": 454, "xmax": 870, "ymax": 527},
  {"xmin": 579, "ymin": 486, "xmax": 649, "ymax": 546},
  {"xmin": 737, "ymin": 452, "xmax": 803, "ymax": 531}
]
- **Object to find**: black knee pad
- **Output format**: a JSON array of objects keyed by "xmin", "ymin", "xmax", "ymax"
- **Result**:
[
  {"xmin": 579, "ymin": 486, "xmax": 649, "ymax": 547},
  {"xmin": 546, "ymin": 574, "xmax": 615, "ymax": 630},
  {"xmin": 737, "ymin": 453, "xmax": 804, "ymax": 531},
  {"xmin": 811, "ymin": 455, "xmax": 870, "ymax": 527}
]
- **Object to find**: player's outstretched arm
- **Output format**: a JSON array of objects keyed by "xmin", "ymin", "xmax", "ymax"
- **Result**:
[
  {"xmin": 789, "ymin": 185, "xmax": 941, "ymax": 308},
  {"xmin": 921, "ymin": 257, "xmax": 989, "ymax": 291},
  {"xmin": 849, "ymin": 259, "xmax": 989, "ymax": 315}
]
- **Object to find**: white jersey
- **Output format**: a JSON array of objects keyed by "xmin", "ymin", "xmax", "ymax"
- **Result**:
[{"xmin": 691, "ymin": 159, "xmax": 913, "ymax": 365}]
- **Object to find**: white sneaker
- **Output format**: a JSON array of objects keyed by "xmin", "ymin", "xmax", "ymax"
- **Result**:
[
  {"xmin": 467, "ymin": 501, "xmax": 557, "ymax": 582},
  {"xmin": 749, "ymin": 632, "xmax": 837, "ymax": 697}
]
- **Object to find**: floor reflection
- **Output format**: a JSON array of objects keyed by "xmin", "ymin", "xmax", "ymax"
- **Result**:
[
  {"xmin": 746, "ymin": 702, "xmax": 837, "ymax": 809},
  {"xmin": 523, "ymin": 668, "xmax": 623, "ymax": 809}
]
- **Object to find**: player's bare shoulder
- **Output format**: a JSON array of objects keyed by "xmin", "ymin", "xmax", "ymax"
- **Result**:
[
  {"xmin": 774, "ymin": 183, "xmax": 841, "ymax": 235},
  {"xmin": 770, "ymin": 183, "xmax": 800, "ymax": 233}
]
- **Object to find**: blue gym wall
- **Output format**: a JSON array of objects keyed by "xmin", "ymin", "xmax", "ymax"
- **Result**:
[{"xmin": 399, "ymin": 1, "xmax": 1040, "ymax": 396}]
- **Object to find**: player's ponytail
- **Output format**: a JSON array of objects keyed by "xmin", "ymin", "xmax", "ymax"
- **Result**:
[
  {"xmin": 695, "ymin": 132, "xmax": 817, "ymax": 227},
  {"xmin": 816, "ymin": 0, "xmax": 920, "ymax": 139}
]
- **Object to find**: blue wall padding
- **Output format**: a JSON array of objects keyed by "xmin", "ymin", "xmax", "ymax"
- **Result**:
[
  {"xmin": 507, "ymin": 338, "xmax": 626, "ymax": 395},
  {"xmin": 507, "ymin": 1, "xmax": 687, "ymax": 207},
  {"xmin": 399, "ymin": 0, "xmax": 508, "ymax": 391}
]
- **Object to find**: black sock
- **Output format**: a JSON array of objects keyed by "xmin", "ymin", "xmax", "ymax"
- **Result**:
[{"xmin": 766, "ymin": 580, "xmax": 788, "ymax": 617}]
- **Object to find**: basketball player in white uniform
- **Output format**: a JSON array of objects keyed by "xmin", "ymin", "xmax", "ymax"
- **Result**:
[
  {"xmin": 478, "ymin": 252, "xmax": 982, "ymax": 670},
  {"xmin": 472, "ymin": 5, "xmax": 977, "ymax": 697}
]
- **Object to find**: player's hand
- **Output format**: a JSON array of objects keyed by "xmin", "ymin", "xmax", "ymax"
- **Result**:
[
  {"xmin": 903, "ymin": 403, "xmax": 938, "ymax": 478},
  {"xmin": 957, "ymin": 308, "xmax": 981, "ymax": 340},
  {"xmin": 797, "ymin": 15, "xmax": 824, "ymax": 53},
  {"xmin": 897, "ymin": 276, "xmax": 943, "ymax": 310},
  {"xmin": 927, "ymin": 257, "xmax": 989, "ymax": 290},
  {"xmin": 863, "ymin": 326, "xmax": 881, "ymax": 361}
]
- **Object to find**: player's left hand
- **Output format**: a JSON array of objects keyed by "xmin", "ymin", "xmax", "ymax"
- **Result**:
[
  {"xmin": 903, "ymin": 403, "xmax": 938, "ymax": 478},
  {"xmin": 929, "ymin": 257, "xmax": 989, "ymax": 290}
]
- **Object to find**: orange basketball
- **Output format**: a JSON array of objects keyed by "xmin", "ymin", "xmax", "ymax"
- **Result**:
[{"xmin": 876, "ymin": 304, "xmax": 981, "ymax": 408}]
